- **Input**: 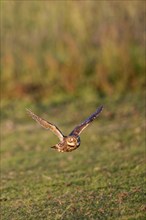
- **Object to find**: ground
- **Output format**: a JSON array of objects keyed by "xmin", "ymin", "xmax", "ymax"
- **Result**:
[{"xmin": 1, "ymin": 93, "xmax": 145, "ymax": 220}]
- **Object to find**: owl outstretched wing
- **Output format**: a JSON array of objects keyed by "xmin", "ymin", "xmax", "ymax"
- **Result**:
[
  {"xmin": 69, "ymin": 105, "xmax": 103, "ymax": 136},
  {"xmin": 26, "ymin": 109, "xmax": 64, "ymax": 141}
]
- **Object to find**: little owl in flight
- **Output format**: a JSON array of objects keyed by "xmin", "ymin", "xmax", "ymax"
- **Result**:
[{"xmin": 26, "ymin": 105, "xmax": 103, "ymax": 152}]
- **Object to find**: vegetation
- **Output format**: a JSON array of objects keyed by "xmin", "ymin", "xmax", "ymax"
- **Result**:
[
  {"xmin": 1, "ymin": 93, "xmax": 145, "ymax": 219},
  {"xmin": 1, "ymin": 1, "xmax": 145, "ymax": 100},
  {"xmin": 1, "ymin": 1, "xmax": 145, "ymax": 219}
]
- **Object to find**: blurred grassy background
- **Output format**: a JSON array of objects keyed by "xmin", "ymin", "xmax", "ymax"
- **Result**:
[{"xmin": 1, "ymin": 1, "xmax": 145, "ymax": 101}]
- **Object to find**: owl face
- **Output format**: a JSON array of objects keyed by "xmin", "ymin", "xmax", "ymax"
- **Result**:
[{"xmin": 66, "ymin": 136, "xmax": 77, "ymax": 146}]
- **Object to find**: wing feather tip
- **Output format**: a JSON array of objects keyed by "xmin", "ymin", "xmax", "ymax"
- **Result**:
[
  {"xmin": 26, "ymin": 108, "xmax": 31, "ymax": 113},
  {"xmin": 26, "ymin": 108, "xmax": 33, "ymax": 116},
  {"xmin": 97, "ymin": 105, "xmax": 103, "ymax": 112}
]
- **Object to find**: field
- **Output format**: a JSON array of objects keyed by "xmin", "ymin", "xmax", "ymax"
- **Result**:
[
  {"xmin": 1, "ymin": 93, "xmax": 145, "ymax": 220},
  {"xmin": 1, "ymin": 1, "xmax": 145, "ymax": 219}
]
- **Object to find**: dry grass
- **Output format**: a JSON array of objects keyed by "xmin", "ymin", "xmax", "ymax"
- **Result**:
[{"xmin": 1, "ymin": 1, "xmax": 145, "ymax": 99}]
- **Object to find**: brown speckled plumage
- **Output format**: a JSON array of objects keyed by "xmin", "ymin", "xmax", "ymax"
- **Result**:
[{"xmin": 26, "ymin": 106, "xmax": 103, "ymax": 152}]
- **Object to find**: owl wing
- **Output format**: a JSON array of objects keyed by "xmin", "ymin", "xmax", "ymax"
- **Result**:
[
  {"xmin": 26, "ymin": 109, "xmax": 64, "ymax": 141},
  {"xmin": 69, "ymin": 105, "xmax": 103, "ymax": 136}
]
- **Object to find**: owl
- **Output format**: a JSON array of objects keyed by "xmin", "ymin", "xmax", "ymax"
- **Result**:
[{"xmin": 27, "ymin": 105, "xmax": 103, "ymax": 152}]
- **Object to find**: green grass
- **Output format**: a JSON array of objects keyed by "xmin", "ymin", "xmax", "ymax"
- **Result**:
[{"xmin": 1, "ymin": 93, "xmax": 145, "ymax": 220}]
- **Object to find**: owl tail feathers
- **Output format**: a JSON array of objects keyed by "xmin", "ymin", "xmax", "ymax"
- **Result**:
[{"xmin": 51, "ymin": 145, "xmax": 57, "ymax": 150}]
